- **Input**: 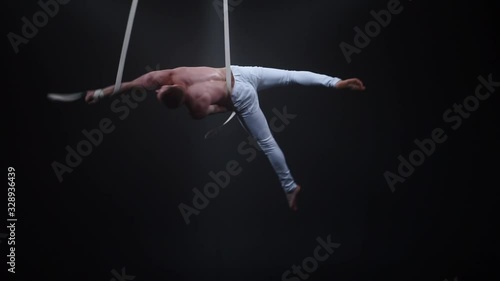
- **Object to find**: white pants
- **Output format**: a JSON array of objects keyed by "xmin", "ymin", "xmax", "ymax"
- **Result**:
[{"xmin": 230, "ymin": 66, "xmax": 341, "ymax": 193}]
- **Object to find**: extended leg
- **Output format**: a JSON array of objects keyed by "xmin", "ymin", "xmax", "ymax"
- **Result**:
[
  {"xmin": 237, "ymin": 106, "xmax": 302, "ymax": 210},
  {"xmin": 252, "ymin": 67, "xmax": 342, "ymax": 91},
  {"xmin": 238, "ymin": 106, "xmax": 297, "ymax": 191}
]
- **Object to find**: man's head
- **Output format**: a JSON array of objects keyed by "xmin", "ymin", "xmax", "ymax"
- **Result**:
[{"xmin": 156, "ymin": 85, "xmax": 186, "ymax": 109}]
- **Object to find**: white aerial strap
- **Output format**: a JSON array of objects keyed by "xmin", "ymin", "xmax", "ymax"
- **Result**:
[
  {"xmin": 48, "ymin": 0, "xmax": 239, "ymax": 138},
  {"xmin": 223, "ymin": 0, "xmax": 233, "ymax": 96},
  {"xmin": 205, "ymin": 0, "xmax": 237, "ymax": 139},
  {"xmin": 47, "ymin": 0, "xmax": 139, "ymax": 102},
  {"xmin": 113, "ymin": 0, "xmax": 139, "ymax": 94}
]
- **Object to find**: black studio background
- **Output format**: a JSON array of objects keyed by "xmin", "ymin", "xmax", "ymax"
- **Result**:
[{"xmin": 4, "ymin": 0, "xmax": 499, "ymax": 280}]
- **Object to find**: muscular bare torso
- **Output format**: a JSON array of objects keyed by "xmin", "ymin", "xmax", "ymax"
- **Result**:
[{"xmin": 158, "ymin": 66, "xmax": 235, "ymax": 119}]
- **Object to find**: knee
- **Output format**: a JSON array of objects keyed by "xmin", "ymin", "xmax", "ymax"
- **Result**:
[
  {"xmin": 288, "ymin": 70, "xmax": 309, "ymax": 84},
  {"xmin": 257, "ymin": 135, "xmax": 278, "ymax": 152},
  {"xmin": 282, "ymin": 71, "xmax": 295, "ymax": 86}
]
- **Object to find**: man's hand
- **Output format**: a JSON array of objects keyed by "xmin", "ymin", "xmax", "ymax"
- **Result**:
[
  {"xmin": 335, "ymin": 78, "xmax": 366, "ymax": 91},
  {"xmin": 85, "ymin": 91, "xmax": 98, "ymax": 104},
  {"xmin": 85, "ymin": 89, "xmax": 106, "ymax": 104}
]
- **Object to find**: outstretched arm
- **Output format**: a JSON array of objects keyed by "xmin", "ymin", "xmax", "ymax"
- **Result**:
[{"xmin": 85, "ymin": 70, "xmax": 172, "ymax": 104}]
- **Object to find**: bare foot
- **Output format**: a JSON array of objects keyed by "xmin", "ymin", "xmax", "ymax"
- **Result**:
[
  {"xmin": 286, "ymin": 184, "xmax": 302, "ymax": 211},
  {"xmin": 335, "ymin": 78, "xmax": 366, "ymax": 91}
]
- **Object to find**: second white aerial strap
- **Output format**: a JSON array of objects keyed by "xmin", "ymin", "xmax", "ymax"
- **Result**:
[{"xmin": 205, "ymin": 0, "xmax": 236, "ymax": 139}]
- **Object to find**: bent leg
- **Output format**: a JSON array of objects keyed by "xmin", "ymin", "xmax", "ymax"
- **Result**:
[{"xmin": 254, "ymin": 67, "xmax": 341, "ymax": 91}]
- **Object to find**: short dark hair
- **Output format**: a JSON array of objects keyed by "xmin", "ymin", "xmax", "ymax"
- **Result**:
[{"xmin": 163, "ymin": 86, "xmax": 185, "ymax": 109}]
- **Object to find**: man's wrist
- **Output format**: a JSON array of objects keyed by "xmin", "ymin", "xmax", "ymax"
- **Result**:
[{"xmin": 94, "ymin": 89, "xmax": 104, "ymax": 101}]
